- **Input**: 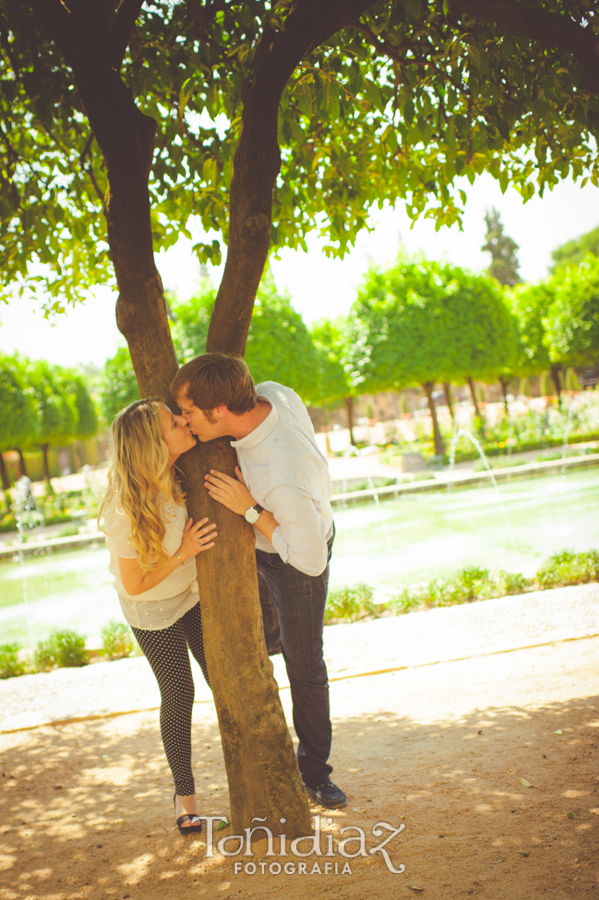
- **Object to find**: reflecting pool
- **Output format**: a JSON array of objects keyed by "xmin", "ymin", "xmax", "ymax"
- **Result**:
[{"xmin": 1, "ymin": 466, "xmax": 598, "ymax": 646}]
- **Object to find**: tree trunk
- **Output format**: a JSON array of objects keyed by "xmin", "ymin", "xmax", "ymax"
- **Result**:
[
  {"xmin": 466, "ymin": 376, "xmax": 482, "ymax": 419},
  {"xmin": 0, "ymin": 454, "xmax": 11, "ymax": 512},
  {"xmin": 178, "ymin": 443, "xmax": 309, "ymax": 834},
  {"xmin": 16, "ymin": 448, "xmax": 28, "ymax": 479},
  {"xmin": 498, "ymin": 377, "xmax": 510, "ymax": 415},
  {"xmin": 344, "ymin": 396, "xmax": 356, "ymax": 446},
  {"xmin": 550, "ymin": 364, "xmax": 563, "ymax": 403},
  {"xmin": 205, "ymin": 0, "xmax": 375, "ymax": 354},
  {"xmin": 422, "ymin": 382, "xmax": 445, "ymax": 457},
  {"xmin": 39, "ymin": 444, "xmax": 50, "ymax": 481},
  {"xmin": 442, "ymin": 382, "xmax": 454, "ymax": 422},
  {"xmin": 31, "ymin": 0, "xmax": 313, "ymax": 838}
]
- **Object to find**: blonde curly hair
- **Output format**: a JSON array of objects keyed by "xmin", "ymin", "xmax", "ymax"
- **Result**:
[{"xmin": 100, "ymin": 399, "xmax": 186, "ymax": 571}]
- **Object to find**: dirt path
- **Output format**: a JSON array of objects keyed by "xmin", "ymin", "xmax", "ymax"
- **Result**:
[{"xmin": 1, "ymin": 635, "xmax": 598, "ymax": 900}]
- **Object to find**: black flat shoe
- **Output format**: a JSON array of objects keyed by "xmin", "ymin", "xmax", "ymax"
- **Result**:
[
  {"xmin": 305, "ymin": 777, "xmax": 348, "ymax": 809},
  {"xmin": 173, "ymin": 792, "xmax": 203, "ymax": 835}
]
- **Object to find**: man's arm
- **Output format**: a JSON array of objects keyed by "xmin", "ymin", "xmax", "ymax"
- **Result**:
[
  {"xmin": 204, "ymin": 469, "xmax": 330, "ymax": 576},
  {"xmin": 263, "ymin": 485, "xmax": 330, "ymax": 577}
]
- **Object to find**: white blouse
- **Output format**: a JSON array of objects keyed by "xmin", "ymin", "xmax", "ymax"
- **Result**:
[{"xmin": 102, "ymin": 491, "xmax": 199, "ymax": 631}]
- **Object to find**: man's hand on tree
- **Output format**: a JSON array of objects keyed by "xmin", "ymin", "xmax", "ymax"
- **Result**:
[{"xmin": 204, "ymin": 466, "xmax": 255, "ymax": 515}]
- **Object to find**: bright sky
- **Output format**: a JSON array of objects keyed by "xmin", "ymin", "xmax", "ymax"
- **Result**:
[{"xmin": 1, "ymin": 171, "xmax": 598, "ymax": 368}]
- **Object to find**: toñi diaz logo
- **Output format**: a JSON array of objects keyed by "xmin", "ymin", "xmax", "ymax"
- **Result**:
[{"xmin": 200, "ymin": 815, "xmax": 406, "ymax": 876}]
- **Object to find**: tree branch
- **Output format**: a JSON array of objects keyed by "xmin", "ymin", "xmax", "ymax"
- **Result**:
[
  {"xmin": 110, "ymin": 0, "xmax": 145, "ymax": 70},
  {"xmin": 29, "ymin": 0, "xmax": 79, "ymax": 66},
  {"xmin": 207, "ymin": 0, "xmax": 376, "ymax": 354},
  {"xmin": 348, "ymin": 21, "xmax": 430, "ymax": 67},
  {"xmin": 448, "ymin": 0, "xmax": 599, "ymax": 93}
]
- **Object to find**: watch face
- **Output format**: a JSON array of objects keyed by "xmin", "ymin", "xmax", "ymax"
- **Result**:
[{"xmin": 244, "ymin": 506, "xmax": 260, "ymax": 524}]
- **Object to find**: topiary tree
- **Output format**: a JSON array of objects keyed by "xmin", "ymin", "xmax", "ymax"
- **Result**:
[
  {"xmin": 550, "ymin": 225, "xmax": 599, "ymax": 273},
  {"xmin": 545, "ymin": 254, "xmax": 599, "ymax": 371},
  {"xmin": 99, "ymin": 347, "xmax": 141, "ymax": 426},
  {"xmin": 22, "ymin": 360, "xmax": 78, "ymax": 480},
  {"xmin": 172, "ymin": 276, "xmax": 323, "ymax": 405},
  {"xmin": 449, "ymin": 268, "xmax": 520, "ymax": 419},
  {"xmin": 60, "ymin": 369, "xmax": 99, "ymax": 467},
  {"xmin": 352, "ymin": 258, "xmax": 518, "ymax": 453},
  {"xmin": 506, "ymin": 280, "xmax": 563, "ymax": 400},
  {"xmin": 351, "ymin": 258, "xmax": 462, "ymax": 456},
  {"xmin": 310, "ymin": 317, "xmax": 361, "ymax": 445},
  {"xmin": 0, "ymin": 354, "xmax": 38, "ymax": 508}
]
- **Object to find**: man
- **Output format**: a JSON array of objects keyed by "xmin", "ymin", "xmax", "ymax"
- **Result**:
[{"xmin": 171, "ymin": 352, "xmax": 347, "ymax": 809}]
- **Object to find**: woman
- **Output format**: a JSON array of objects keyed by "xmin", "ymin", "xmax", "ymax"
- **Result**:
[{"xmin": 100, "ymin": 398, "xmax": 217, "ymax": 835}]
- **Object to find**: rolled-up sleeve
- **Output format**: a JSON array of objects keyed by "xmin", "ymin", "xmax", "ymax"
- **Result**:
[{"xmin": 265, "ymin": 486, "xmax": 330, "ymax": 576}]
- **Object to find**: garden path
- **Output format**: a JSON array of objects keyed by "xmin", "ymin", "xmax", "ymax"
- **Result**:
[{"xmin": 1, "ymin": 587, "xmax": 597, "ymax": 899}]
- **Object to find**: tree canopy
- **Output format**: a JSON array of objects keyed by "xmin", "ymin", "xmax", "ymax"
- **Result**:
[
  {"xmin": 350, "ymin": 257, "xmax": 518, "ymax": 452},
  {"xmin": 310, "ymin": 317, "xmax": 362, "ymax": 443},
  {"xmin": 2, "ymin": 0, "xmax": 599, "ymax": 313},
  {"xmin": 544, "ymin": 254, "xmax": 599, "ymax": 369},
  {"xmin": 506, "ymin": 280, "xmax": 553, "ymax": 376},
  {"xmin": 171, "ymin": 276, "xmax": 323, "ymax": 403},
  {"xmin": 550, "ymin": 224, "xmax": 599, "ymax": 272},
  {"xmin": 99, "ymin": 347, "xmax": 141, "ymax": 425}
]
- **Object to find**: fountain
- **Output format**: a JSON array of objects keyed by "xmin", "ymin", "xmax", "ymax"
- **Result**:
[
  {"xmin": 14, "ymin": 476, "xmax": 45, "ymax": 537},
  {"xmin": 447, "ymin": 428, "xmax": 518, "ymax": 552},
  {"xmin": 81, "ymin": 464, "xmax": 101, "ymax": 525},
  {"xmin": 340, "ymin": 446, "xmax": 393, "ymax": 548},
  {"xmin": 12, "ymin": 476, "xmax": 46, "ymax": 642}
]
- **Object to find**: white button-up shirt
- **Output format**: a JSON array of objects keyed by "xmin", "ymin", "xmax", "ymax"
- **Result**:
[{"xmin": 230, "ymin": 382, "xmax": 334, "ymax": 577}]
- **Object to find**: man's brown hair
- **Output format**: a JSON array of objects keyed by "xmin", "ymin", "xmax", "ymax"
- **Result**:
[{"xmin": 171, "ymin": 352, "xmax": 257, "ymax": 415}]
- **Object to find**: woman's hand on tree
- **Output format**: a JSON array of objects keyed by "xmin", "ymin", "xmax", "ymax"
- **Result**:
[
  {"xmin": 178, "ymin": 517, "xmax": 217, "ymax": 560},
  {"xmin": 204, "ymin": 466, "xmax": 255, "ymax": 516}
]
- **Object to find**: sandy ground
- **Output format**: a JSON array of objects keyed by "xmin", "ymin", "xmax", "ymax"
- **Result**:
[{"xmin": 1, "ymin": 631, "xmax": 598, "ymax": 900}]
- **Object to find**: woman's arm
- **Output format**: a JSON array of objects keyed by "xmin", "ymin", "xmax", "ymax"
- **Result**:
[
  {"xmin": 119, "ymin": 517, "xmax": 217, "ymax": 596},
  {"xmin": 204, "ymin": 466, "xmax": 279, "ymax": 543}
]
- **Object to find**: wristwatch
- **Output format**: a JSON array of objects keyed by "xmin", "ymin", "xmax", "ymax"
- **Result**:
[{"xmin": 244, "ymin": 503, "xmax": 264, "ymax": 524}]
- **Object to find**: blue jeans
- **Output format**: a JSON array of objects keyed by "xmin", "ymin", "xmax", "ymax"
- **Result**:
[{"xmin": 255, "ymin": 532, "xmax": 334, "ymax": 786}]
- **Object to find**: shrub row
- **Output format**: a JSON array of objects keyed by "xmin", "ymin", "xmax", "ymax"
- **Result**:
[
  {"xmin": 0, "ymin": 620, "xmax": 136, "ymax": 679},
  {"xmin": 324, "ymin": 549, "xmax": 599, "ymax": 624},
  {"xmin": 3, "ymin": 551, "xmax": 597, "ymax": 677}
]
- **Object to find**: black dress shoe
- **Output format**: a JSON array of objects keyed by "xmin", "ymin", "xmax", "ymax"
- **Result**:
[{"xmin": 305, "ymin": 777, "xmax": 348, "ymax": 809}]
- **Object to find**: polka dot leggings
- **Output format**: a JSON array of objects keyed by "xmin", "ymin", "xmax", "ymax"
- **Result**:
[{"xmin": 132, "ymin": 601, "xmax": 210, "ymax": 797}]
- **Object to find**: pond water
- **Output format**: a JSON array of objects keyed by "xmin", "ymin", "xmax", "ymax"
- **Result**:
[{"xmin": 1, "ymin": 466, "xmax": 598, "ymax": 647}]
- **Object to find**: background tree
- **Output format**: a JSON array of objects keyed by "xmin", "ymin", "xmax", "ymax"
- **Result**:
[
  {"xmin": 450, "ymin": 268, "xmax": 520, "ymax": 418},
  {"xmin": 482, "ymin": 207, "xmax": 521, "ymax": 287},
  {"xmin": 544, "ymin": 255, "xmax": 599, "ymax": 371},
  {"xmin": 311, "ymin": 318, "xmax": 360, "ymax": 445},
  {"xmin": 99, "ymin": 347, "xmax": 141, "ymax": 426},
  {"xmin": 62, "ymin": 370, "xmax": 99, "ymax": 466},
  {"xmin": 5, "ymin": 0, "xmax": 599, "ymax": 833},
  {"xmin": 352, "ymin": 259, "xmax": 518, "ymax": 452},
  {"xmin": 0, "ymin": 355, "xmax": 38, "ymax": 508},
  {"xmin": 550, "ymin": 225, "xmax": 599, "ymax": 272},
  {"xmin": 351, "ymin": 258, "xmax": 465, "ymax": 456},
  {"xmin": 172, "ymin": 277, "xmax": 323, "ymax": 405},
  {"xmin": 23, "ymin": 361, "xmax": 78, "ymax": 480},
  {"xmin": 506, "ymin": 280, "xmax": 561, "ymax": 400}
]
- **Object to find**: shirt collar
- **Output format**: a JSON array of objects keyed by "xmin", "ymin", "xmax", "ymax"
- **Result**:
[{"xmin": 230, "ymin": 397, "xmax": 278, "ymax": 450}]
